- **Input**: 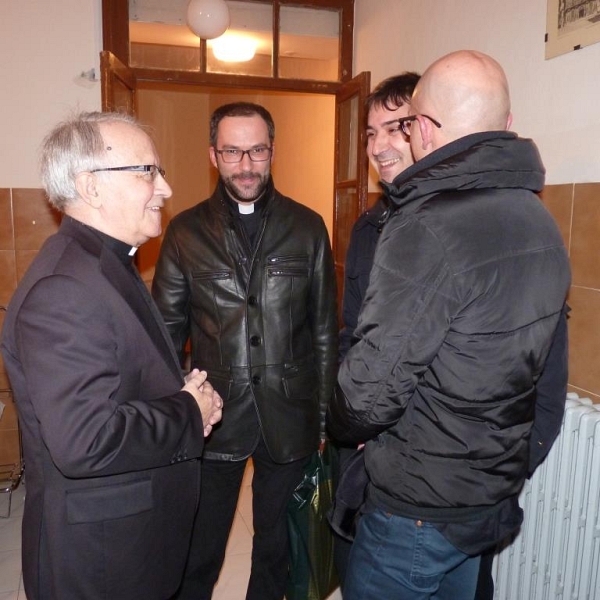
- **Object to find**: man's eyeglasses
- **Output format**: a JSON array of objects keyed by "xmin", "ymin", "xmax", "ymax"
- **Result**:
[
  {"xmin": 397, "ymin": 115, "xmax": 442, "ymax": 137},
  {"xmin": 90, "ymin": 165, "xmax": 166, "ymax": 180},
  {"xmin": 215, "ymin": 147, "xmax": 272, "ymax": 163}
]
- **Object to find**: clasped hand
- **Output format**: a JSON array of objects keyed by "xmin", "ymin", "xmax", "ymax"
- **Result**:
[{"xmin": 182, "ymin": 369, "xmax": 223, "ymax": 437}]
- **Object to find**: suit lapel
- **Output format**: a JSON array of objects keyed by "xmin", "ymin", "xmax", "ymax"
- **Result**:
[
  {"xmin": 60, "ymin": 219, "xmax": 183, "ymax": 382},
  {"xmin": 101, "ymin": 252, "xmax": 183, "ymax": 381}
]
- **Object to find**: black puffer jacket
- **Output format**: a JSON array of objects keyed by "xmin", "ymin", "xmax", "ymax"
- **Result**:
[
  {"xmin": 328, "ymin": 132, "xmax": 571, "ymax": 547},
  {"xmin": 152, "ymin": 179, "xmax": 338, "ymax": 464}
]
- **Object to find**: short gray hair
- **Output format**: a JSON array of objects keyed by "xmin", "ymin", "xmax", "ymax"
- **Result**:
[{"xmin": 40, "ymin": 111, "xmax": 140, "ymax": 211}]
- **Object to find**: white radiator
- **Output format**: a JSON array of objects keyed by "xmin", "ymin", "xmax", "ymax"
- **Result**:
[{"xmin": 492, "ymin": 393, "xmax": 600, "ymax": 600}]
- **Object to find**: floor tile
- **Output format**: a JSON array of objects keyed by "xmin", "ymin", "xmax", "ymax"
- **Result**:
[
  {"xmin": 0, "ymin": 550, "xmax": 21, "ymax": 593},
  {"xmin": 1, "ymin": 463, "xmax": 343, "ymax": 600},
  {"xmin": 18, "ymin": 574, "xmax": 28, "ymax": 600},
  {"xmin": 224, "ymin": 511, "xmax": 253, "ymax": 556},
  {"xmin": 213, "ymin": 551, "xmax": 252, "ymax": 600},
  {"xmin": 236, "ymin": 481, "xmax": 254, "ymax": 534},
  {"xmin": 1, "ymin": 485, "xmax": 24, "ymax": 519},
  {"xmin": 0, "ymin": 516, "xmax": 21, "ymax": 552}
]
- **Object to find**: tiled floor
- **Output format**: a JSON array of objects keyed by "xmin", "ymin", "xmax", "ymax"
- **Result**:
[
  {"xmin": 0, "ymin": 482, "xmax": 25, "ymax": 599},
  {"xmin": 0, "ymin": 464, "xmax": 342, "ymax": 600}
]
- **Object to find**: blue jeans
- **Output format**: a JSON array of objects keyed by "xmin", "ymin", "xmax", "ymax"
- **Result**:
[{"xmin": 343, "ymin": 508, "xmax": 481, "ymax": 600}]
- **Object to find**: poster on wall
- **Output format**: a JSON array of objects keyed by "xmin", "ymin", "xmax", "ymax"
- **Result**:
[{"xmin": 546, "ymin": 0, "xmax": 600, "ymax": 58}]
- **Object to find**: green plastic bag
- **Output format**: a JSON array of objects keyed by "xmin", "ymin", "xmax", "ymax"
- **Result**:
[{"xmin": 286, "ymin": 443, "xmax": 339, "ymax": 600}]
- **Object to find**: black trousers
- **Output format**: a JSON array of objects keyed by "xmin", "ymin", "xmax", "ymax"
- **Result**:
[
  {"xmin": 474, "ymin": 547, "xmax": 495, "ymax": 600},
  {"xmin": 175, "ymin": 438, "xmax": 308, "ymax": 600},
  {"xmin": 332, "ymin": 443, "xmax": 357, "ymax": 591}
]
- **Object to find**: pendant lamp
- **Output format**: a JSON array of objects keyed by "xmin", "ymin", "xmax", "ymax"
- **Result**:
[{"xmin": 187, "ymin": 0, "xmax": 230, "ymax": 40}]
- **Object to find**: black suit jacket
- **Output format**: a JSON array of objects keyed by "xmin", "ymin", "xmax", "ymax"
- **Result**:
[{"xmin": 1, "ymin": 218, "xmax": 205, "ymax": 600}]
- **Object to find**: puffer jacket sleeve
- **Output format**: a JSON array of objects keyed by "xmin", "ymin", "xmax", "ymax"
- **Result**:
[
  {"xmin": 151, "ymin": 222, "xmax": 192, "ymax": 366},
  {"xmin": 327, "ymin": 215, "xmax": 455, "ymax": 443},
  {"xmin": 309, "ymin": 219, "xmax": 339, "ymax": 439}
]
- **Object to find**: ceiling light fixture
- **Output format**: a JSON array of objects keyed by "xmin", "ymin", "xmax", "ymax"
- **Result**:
[
  {"xmin": 211, "ymin": 34, "xmax": 258, "ymax": 62},
  {"xmin": 186, "ymin": 0, "xmax": 230, "ymax": 40}
]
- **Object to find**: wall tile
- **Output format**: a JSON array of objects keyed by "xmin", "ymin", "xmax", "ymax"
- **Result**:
[
  {"xmin": 569, "ymin": 183, "xmax": 600, "ymax": 290},
  {"xmin": 0, "ymin": 395, "xmax": 17, "ymax": 431},
  {"xmin": 0, "ymin": 251, "xmax": 17, "ymax": 307},
  {"xmin": 0, "ymin": 391, "xmax": 19, "ymax": 469},
  {"xmin": 0, "ymin": 371, "xmax": 10, "ymax": 390},
  {"xmin": 13, "ymin": 188, "xmax": 60, "ymax": 251},
  {"xmin": 539, "ymin": 184, "xmax": 573, "ymax": 253},
  {"xmin": 16, "ymin": 250, "xmax": 38, "ymax": 283},
  {"xmin": 0, "ymin": 189, "xmax": 14, "ymax": 251},
  {"xmin": 0, "ymin": 310, "xmax": 5, "ymax": 376},
  {"xmin": 0, "ymin": 428, "xmax": 20, "ymax": 466},
  {"xmin": 567, "ymin": 286, "xmax": 600, "ymax": 397},
  {"xmin": 568, "ymin": 385, "xmax": 600, "ymax": 403}
]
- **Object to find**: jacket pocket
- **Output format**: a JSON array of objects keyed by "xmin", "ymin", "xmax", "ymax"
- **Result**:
[
  {"xmin": 206, "ymin": 369, "xmax": 233, "ymax": 402},
  {"xmin": 191, "ymin": 269, "xmax": 232, "ymax": 281},
  {"xmin": 66, "ymin": 477, "xmax": 153, "ymax": 524},
  {"xmin": 267, "ymin": 254, "xmax": 309, "ymax": 277},
  {"xmin": 282, "ymin": 363, "xmax": 319, "ymax": 400}
]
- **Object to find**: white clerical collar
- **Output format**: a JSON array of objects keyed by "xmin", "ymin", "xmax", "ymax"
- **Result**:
[
  {"xmin": 238, "ymin": 202, "xmax": 255, "ymax": 215},
  {"xmin": 128, "ymin": 246, "xmax": 138, "ymax": 256}
]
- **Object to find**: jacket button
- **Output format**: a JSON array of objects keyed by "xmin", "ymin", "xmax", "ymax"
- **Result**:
[
  {"xmin": 250, "ymin": 335, "xmax": 261, "ymax": 346},
  {"xmin": 252, "ymin": 375, "xmax": 261, "ymax": 385},
  {"xmin": 248, "ymin": 295, "xmax": 257, "ymax": 306}
]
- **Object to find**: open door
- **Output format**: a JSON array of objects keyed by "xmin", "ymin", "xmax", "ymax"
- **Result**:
[
  {"xmin": 333, "ymin": 71, "xmax": 370, "ymax": 321},
  {"xmin": 100, "ymin": 50, "xmax": 137, "ymax": 115}
]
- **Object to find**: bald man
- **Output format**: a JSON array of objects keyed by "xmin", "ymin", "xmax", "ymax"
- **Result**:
[{"xmin": 327, "ymin": 51, "xmax": 571, "ymax": 600}]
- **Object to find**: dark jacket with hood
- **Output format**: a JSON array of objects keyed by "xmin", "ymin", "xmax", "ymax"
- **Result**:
[
  {"xmin": 152, "ymin": 178, "xmax": 338, "ymax": 464},
  {"xmin": 327, "ymin": 131, "xmax": 571, "ymax": 553}
]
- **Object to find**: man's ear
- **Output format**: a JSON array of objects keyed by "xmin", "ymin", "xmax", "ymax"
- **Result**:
[
  {"xmin": 417, "ymin": 115, "xmax": 435, "ymax": 154},
  {"xmin": 75, "ymin": 172, "xmax": 101, "ymax": 209},
  {"xmin": 209, "ymin": 147, "xmax": 218, "ymax": 169}
]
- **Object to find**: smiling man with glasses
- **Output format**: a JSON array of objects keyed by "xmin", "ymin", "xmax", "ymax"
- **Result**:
[
  {"xmin": 152, "ymin": 102, "xmax": 338, "ymax": 600},
  {"xmin": 1, "ymin": 111, "xmax": 223, "ymax": 600},
  {"xmin": 328, "ymin": 51, "xmax": 571, "ymax": 600}
]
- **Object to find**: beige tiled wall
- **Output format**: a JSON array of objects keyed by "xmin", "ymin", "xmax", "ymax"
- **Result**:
[
  {"xmin": 0, "ymin": 182, "xmax": 598, "ymax": 468},
  {"xmin": 0, "ymin": 188, "xmax": 61, "ymax": 466},
  {"xmin": 540, "ymin": 183, "xmax": 600, "ymax": 403}
]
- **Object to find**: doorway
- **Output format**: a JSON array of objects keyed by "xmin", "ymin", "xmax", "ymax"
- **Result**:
[{"xmin": 135, "ymin": 82, "xmax": 336, "ymax": 284}]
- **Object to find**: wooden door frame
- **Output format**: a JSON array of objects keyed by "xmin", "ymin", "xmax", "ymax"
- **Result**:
[
  {"xmin": 102, "ymin": 0, "xmax": 354, "ymax": 92},
  {"xmin": 101, "ymin": 0, "xmax": 366, "ymax": 319}
]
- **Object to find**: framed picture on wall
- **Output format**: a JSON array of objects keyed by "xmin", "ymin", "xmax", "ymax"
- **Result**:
[{"xmin": 546, "ymin": 0, "xmax": 600, "ymax": 59}]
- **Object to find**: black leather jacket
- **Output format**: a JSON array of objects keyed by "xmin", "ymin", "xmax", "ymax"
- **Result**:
[{"xmin": 152, "ymin": 179, "xmax": 338, "ymax": 463}]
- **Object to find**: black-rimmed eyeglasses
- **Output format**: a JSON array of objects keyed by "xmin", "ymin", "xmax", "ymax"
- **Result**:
[
  {"xmin": 215, "ymin": 147, "xmax": 272, "ymax": 163},
  {"xmin": 397, "ymin": 115, "xmax": 442, "ymax": 137},
  {"xmin": 90, "ymin": 165, "xmax": 166, "ymax": 180}
]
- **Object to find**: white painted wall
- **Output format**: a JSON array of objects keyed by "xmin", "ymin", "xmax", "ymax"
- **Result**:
[
  {"xmin": 0, "ymin": 0, "xmax": 103, "ymax": 188},
  {"xmin": 3, "ymin": 0, "xmax": 598, "ymax": 189},
  {"xmin": 354, "ymin": 0, "xmax": 600, "ymax": 186}
]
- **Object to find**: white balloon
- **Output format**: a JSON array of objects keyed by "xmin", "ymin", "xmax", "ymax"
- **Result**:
[{"xmin": 187, "ymin": 0, "xmax": 230, "ymax": 40}]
